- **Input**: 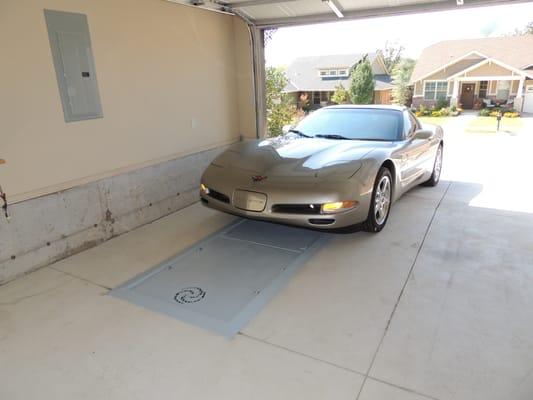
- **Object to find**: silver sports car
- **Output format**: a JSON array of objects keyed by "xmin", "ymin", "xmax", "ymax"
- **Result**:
[{"xmin": 200, "ymin": 105, "xmax": 443, "ymax": 232}]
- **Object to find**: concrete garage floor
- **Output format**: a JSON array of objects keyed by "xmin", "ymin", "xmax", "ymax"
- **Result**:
[{"xmin": 1, "ymin": 116, "xmax": 533, "ymax": 400}]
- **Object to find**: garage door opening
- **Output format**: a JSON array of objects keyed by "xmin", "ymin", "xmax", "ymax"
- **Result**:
[
  {"xmin": 3, "ymin": 1, "xmax": 533, "ymax": 399},
  {"xmin": 261, "ymin": 2, "xmax": 533, "ymax": 137}
]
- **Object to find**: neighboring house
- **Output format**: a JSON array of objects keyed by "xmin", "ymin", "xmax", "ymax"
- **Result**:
[
  {"xmin": 411, "ymin": 35, "xmax": 533, "ymax": 113},
  {"xmin": 284, "ymin": 52, "xmax": 393, "ymax": 110}
]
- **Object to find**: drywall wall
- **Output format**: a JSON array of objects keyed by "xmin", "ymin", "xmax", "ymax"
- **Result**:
[{"xmin": 0, "ymin": 0, "xmax": 256, "ymax": 203}]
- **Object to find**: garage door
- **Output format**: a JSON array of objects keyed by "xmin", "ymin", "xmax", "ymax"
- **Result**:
[{"xmin": 523, "ymin": 85, "xmax": 533, "ymax": 114}]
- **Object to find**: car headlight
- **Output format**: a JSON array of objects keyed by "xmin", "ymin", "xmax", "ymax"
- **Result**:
[
  {"xmin": 200, "ymin": 183, "xmax": 210, "ymax": 195},
  {"xmin": 321, "ymin": 201, "xmax": 358, "ymax": 214}
]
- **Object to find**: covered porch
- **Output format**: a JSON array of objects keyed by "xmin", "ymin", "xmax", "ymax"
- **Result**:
[
  {"xmin": 449, "ymin": 77, "xmax": 525, "ymax": 110},
  {"xmin": 448, "ymin": 59, "xmax": 530, "ymax": 110}
]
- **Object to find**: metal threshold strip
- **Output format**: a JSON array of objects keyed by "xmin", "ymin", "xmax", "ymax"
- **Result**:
[{"xmin": 110, "ymin": 219, "xmax": 328, "ymax": 338}]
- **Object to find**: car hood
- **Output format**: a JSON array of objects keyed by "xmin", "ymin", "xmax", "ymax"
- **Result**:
[{"xmin": 211, "ymin": 136, "xmax": 384, "ymax": 179}]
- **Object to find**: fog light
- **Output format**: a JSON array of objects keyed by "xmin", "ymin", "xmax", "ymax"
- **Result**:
[
  {"xmin": 321, "ymin": 201, "xmax": 357, "ymax": 214},
  {"xmin": 200, "ymin": 183, "xmax": 210, "ymax": 195}
]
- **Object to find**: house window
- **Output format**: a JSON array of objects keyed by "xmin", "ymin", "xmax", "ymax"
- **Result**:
[
  {"xmin": 320, "ymin": 91, "xmax": 329, "ymax": 103},
  {"xmin": 319, "ymin": 68, "xmax": 349, "ymax": 78},
  {"xmin": 479, "ymin": 81, "xmax": 488, "ymax": 99},
  {"xmin": 496, "ymin": 81, "xmax": 511, "ymax": 100},
  {"xmin": 424, "ymin": 81, "xmax": 448, "ymax": 101},
  {"xmin": 313, "ymin": 91, "xmax": 321, "ymax": 105}
]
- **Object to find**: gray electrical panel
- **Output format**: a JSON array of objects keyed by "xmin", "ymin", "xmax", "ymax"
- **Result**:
[{"xmin": 44, "ymin": 10, "xmax": 103, "ymax": 122}]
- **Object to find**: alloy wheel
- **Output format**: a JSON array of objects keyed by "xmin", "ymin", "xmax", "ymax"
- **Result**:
[
  {"xmin": 374, "ymin": 175, "xmax": 391, "ymax": 225},
  {"xmin": 434, "ymin": 146, "xmax": 443, "ymax": 181}
]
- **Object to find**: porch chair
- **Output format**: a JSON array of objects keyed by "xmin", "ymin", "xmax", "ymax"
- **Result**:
[{"xmin": 482, "ymin": 99, "xmax": 495, "ymax": 109}]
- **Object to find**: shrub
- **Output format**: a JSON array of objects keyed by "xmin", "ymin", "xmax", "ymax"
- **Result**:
[
  {"xmin": 431, "ymin": 110, "xmax": 442, "ymax": 117},
  {"xmin": 415, "ymin": 111, "xmax": 424, "ymax": 117},
  {"xmin": 450, "ymin": 105, "xmax": 457, "ymax": 112},
  {"xmin": 435, "ymin": 98, "xmax": 449, "ymax": 111},
  {"xmin": 504, "ymin": 112, "xmax": 520, "ymax": 118},
  {"xmin": 439, "ymin": 107, "xmax": 451, "ymax": 117},
  {"xmin": 292, "ymin": 108, "xmax": 307, "ymax": 124},
  {"xmin": 418, "ymin": 104, "xmax": 428, "ymax": 116},
  {"xmin": 331, "ymin": 83, "xmax": 350, "ymax": 104},
  {"xmin": 479, "ymin": 108, "xmax": 491, "ymax": 117},
  {"xmin": 489, "ymin": 111, "xmax": 500, "ymax": 117}
]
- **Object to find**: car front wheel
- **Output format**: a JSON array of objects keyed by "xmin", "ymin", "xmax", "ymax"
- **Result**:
[
  {"xmin": 423, "ymin": 144, "xmax": 443, "ymax": 187},
  {"xmin": 363, "ymin": 167, "xmax": 392, "ymax": 233}
]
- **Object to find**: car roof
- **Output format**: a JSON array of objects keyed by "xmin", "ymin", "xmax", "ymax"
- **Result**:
[{"xmin": 323, "ymin": 105, "xmax": 407, "ymax": 112}]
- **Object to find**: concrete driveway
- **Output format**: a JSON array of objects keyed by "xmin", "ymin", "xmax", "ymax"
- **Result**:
[{"xmin": 1, "ymin": 115, "xmax": 533, "ymax": 400}]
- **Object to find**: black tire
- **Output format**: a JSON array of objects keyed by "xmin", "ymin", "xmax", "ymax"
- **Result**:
[
  {"xmin": 363, "ymin": 167, "xmax": 393, "ymax": 233},
  {"xmin": 423, "ymin": 143, "xmax": 443, "ymax": 187}
]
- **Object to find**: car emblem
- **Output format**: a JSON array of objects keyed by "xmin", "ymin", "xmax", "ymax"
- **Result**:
[{"xmin": 252, "ymin": 175, "xmax": 268, "ymax": 182}]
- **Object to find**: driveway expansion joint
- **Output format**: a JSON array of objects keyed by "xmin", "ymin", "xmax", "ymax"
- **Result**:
[
  {"xmin": 48, "ymin": 265, "xmax": 112, "ymax": 291},
  {"xmin": 355, "ymin": 181, "xmax": 452, "ymax": 400},
  {"xmin": 238, "ymin": 332, "xmax": 367, "ymax": 377},
  {"xmin": 366, "ymin": 376, "xmax": 444, "ymax": 400}
]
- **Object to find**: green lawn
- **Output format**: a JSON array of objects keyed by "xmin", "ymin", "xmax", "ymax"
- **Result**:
[
  {"xmin": 465, "ymin": 116, "xmax": 524, "ymax": 134},
  {"xmin": 418, "ymin": 116, "xmax": 454, "ymax": 126}
]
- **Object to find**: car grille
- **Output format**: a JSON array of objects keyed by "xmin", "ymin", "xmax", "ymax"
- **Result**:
[
  {"xmin": 208, "ymin": 189, "xmax": 230, "ymax": 204},
  {"xmin": 271, "ymin": 204, "xmax": 321, "ymax": 215}
]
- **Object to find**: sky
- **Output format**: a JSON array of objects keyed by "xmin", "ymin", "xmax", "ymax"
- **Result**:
[{"xmin": 265, "ymin": 2, "xmax": 533, "ymax": 67}]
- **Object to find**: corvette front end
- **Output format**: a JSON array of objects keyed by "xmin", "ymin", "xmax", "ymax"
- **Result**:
[{"xmin": 199, "ymin": 163, "xmax": 372, "ymax": 229}]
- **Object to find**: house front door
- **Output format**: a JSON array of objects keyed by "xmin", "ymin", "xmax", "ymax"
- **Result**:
[{"xmin": 460, "ymin": 83, "xmax": 475, "ymax": 109}]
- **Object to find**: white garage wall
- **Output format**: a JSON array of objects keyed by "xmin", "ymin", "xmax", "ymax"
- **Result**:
[{"xmin": 0, "ymin": 0, "xmax": 255, "ymax": 203}]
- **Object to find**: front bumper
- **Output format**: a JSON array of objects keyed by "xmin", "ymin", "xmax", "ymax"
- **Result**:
[{"xmin": 200, "ymin": 167, "xmax": 371, "ymax": 229}]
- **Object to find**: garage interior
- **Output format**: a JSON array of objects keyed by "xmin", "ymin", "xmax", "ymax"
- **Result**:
[{"xmin": 1, "ymin": 1, "xmax": 533, "ymax": 399}]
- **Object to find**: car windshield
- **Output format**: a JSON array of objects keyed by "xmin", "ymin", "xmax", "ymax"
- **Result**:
[{"xmin": 292, "ymin": 108, "xmax": 403, "ymax": 141}]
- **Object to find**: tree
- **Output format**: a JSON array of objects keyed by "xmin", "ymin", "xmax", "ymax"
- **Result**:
[
  {"xmin": 511, "ymin": 21, "xmax": 533, "ymax": 35},
  {"xmin": 391, "ymin": 58, "xmax": 416, "ymax": 106},
  {"xmin": 265, "ymin": 66, "xmax": 296, "ymax": 136},
  {"xmin": 526, "ymin": 21, "xmax": 533, "ymax": 34},
  {"xmin": 331, "ymin": 83, "xmax": 350, "ymax": 104},
  {"xmin": 381, "ymin": 41, "xmax": 405, "ymax": 72},
  {"xmin": 349, "ymin": 57, "xmax": 375, "ymax": 104},
  {"xmin": 264, "ymin": 28, "xmax": 278, "ymax": 45}
]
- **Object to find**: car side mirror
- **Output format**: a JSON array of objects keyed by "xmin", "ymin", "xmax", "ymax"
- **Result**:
[
  {"xmin": 414, "ymin": 129, "xmax": 432, "ymax": 140},
  {"xmin": 282, "ymin": 124, "xmax": 293, "ymax": 134}
]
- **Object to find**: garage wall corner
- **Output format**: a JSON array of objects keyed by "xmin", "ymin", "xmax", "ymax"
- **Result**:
[{"xmin": 233, "ymin": 17, "xmax": 258, "ymax": 139}]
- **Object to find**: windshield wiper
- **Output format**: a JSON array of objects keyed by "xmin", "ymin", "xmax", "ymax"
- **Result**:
[
  {"xmin": 315, "ymin": 134, "xmax": 351, "ymax": 140},
  {"xmin": 351, "ymin": 138, "xmax": 387, "ymax": 141},
  {"xmin": 288, "ymin": 129, "xmax": 312, "ymax": 138}
]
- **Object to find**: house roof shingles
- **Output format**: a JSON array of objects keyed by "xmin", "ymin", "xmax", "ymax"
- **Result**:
[
  {"xmin": 411, "ymin": 35, "xmax": 533, "ymax": 83},
  {"xmin": 284, "ymin": 52, "xmax": 392, "ymax": 92}
]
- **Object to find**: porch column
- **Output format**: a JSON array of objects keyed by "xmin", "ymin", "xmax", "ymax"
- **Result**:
[
  {"xmin": 517, "ymin": 77, "xmax": 525, "ymax": 98},
  {"xmin": 451, "ymin": 79, "xmax": 460, "ymax": 106},
  {"xmin": 515, "ymin": 77, "xmax": 525, "ymax": 112}
]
